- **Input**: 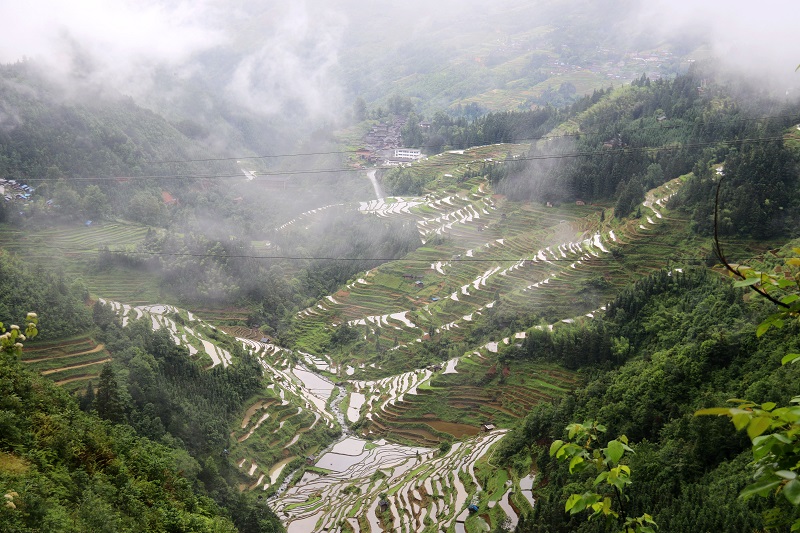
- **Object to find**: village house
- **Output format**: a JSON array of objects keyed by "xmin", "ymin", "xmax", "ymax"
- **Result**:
[{"xmin": 161, "ymin": 191, "xmax": 178, "ymax": 206}]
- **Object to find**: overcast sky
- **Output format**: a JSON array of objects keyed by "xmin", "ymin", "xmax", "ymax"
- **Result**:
[
  {"xmin": 1, "ymin": 0, "xmax": 797, "ymax": 113},
  {"xmin": 634, "ymin": 0, "xmax": 798, "ymax": 87}
]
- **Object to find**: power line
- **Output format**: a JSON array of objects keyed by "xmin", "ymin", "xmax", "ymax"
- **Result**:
[
  {"xmin": 28, "ymin": 245, "xmax": 710, "ymax": 264},
  {"xmin": 144, "ymin": 113, "xmax": 799, "ymax": 165},
  {"xmin": 16, "ymin": 134, "xmax": 788, "ymax": 183}
]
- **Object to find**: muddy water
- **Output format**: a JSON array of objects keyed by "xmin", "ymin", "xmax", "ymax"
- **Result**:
[
  {"xmin": 348, "ymin": 392, "xmax": 365, "ymax": 422},
  {"xmin": 330, "ymin": 437, "xmax": 365, "ymax": 455},
  {"xmin": 443, "ymin": 358, "xmax": 459, "ymax": 374},
  {"xmin": 269, "ymin": 457, "xmax": 295, "ymax": 485},
  {"xmin": 497, "ymin": 489, "xmax": 519, "ymax": 529},
  {"xmin": 286, "ymin": 514, "xmax": 319, "ymax": 533},
  {"xmin": 314, "ymin": 437, "xmax": 370, "ymax": 471},
  {"xmin": 519, "ymin": 474, "xmax": 536, "ymax": 508},
  {"xmin": 292, "ymin": 366, "xmax": 334, "ymax": 399}
]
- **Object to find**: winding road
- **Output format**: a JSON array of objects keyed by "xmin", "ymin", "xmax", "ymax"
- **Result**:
[{"xmin": 366, "ymin": 168, "xmax": 384, "ymax": 201}]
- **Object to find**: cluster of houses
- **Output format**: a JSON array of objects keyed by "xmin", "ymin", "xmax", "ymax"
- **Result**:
[
  {"xmin": 356, "ymin": 115, "xmax": 426, "ymax": 167},
  {"xmin": 1, "ymin": 179, "xmax": 34, "ymax": 202}
]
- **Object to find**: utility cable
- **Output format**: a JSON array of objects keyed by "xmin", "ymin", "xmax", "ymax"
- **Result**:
[
  {"xmin": 15, "ymin": 134, "xmax": 789, "ymax": 183},
  {"xmin": 20, "ymin": 244, "xmax": 713, "ymax": 264},
  {"xmin": 145, "ymin": 113, "xmax": 800, "ymax": 164}
]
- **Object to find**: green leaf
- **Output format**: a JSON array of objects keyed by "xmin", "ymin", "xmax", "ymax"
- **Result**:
[
  {"xmin": 606, "ymin": 440, "xmax": 625, "ymax": 464},
  {"xmin": 756, "ymin": 321, "xmax": 772, "ymax": 337},
  {"xmin": 732, "ymin": 412, "xmax": 751, "ymax": 431},
  {"xmin": 740, "ymin": 476, "xmax": 781, "ymax": 500},
  {"xmin": 695, "ymin": 407, "xmax": 733, "ymax": 416},
  {"xmin": 569, "ymin": 455, "xmax": 584, "ymax": 473},
  {"xmin": 593, "ymin": 471, "xmax": 609, "ymax": 486},
  {"xmin": 776, "ymin": 470, "xmax": 798, "ymax": 480},
  {"xmin": 752, "ymin": 435, "xmax": 776, "ymax": 462},
  {"xmin": 550, "ymin": 440, "xmax": 564, "ymax": 457},
  {"xmin": 782, "ymin": 353, "xmax": 800, "ymax": 366},
  {"xmin": 772, "ymin": 433, "xmax": 792, "ymax": 444},
  {"xmin": 567, "ymin": 423, "xmax": 581, "ymax": 439},
  {"xmin": 760, "ymin": 402, "xmax": 776, "ymax": 411},
  {"xmin": 784, "ymin": 479, "xmax": 800, "ymax": 506},
  {"xmin": 747, "ymin": 416, "xmax": 772, "ymax": 440},
  {"xmin": 733, "ymin": 277, "xmax": 761, "ymax": 287},
  {"xmin": 565, "ymin": 493, "xmax": 585, "ymax": 514}
]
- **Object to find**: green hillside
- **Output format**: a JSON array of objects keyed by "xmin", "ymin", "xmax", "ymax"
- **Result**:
[{"xmin": 2, "ymin": 55, "xmax": 800, "ymax": 533}]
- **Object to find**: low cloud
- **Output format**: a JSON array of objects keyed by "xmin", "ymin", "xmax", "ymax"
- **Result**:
[
  {"xmin": 2, "ymin": 0, "xmax": 796, "ymax": 125},
  {"xmin": 0, "ymin": 0, "xmax": 224, "ymax": 98},
  {"xmin": 0, "ymin": 0, "xmax": 347, "ymax": 122},
  {"xmin": 224, "ymin": 2, "xmax": 346, "ymax": 120},
  {"xmin": 632, "ymin": 0, "xmax": 799, "ymax": 91}
]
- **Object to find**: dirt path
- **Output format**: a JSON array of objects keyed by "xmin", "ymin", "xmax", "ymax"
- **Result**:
[
  {"xmin": 24, "ymin": 343, "xmax": 106, "ymax": 363},
  {"xmin": 54, "ymin": 375, "xmax": 97, "ymax": 386},
  {"xmin": 42, "ymin": 358, "xmax": 112, "ymax": 375}
]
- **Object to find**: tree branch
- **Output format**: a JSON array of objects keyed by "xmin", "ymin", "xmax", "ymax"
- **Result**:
[{"xmin": 713, "ymin": 177, "xmax": 790, "ymax": 309}]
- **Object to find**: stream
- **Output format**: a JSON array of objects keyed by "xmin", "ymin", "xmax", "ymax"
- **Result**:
[
  {"xmin": 329, "ymin": 385, "xmax": 351, "ymax": 436},
  {"xmin": 101, "ymin": 298, "xmax": 516, "ymax": 530},
  {"xmin": 270, "ymin": 384, "xmax": 352, "ymax": 500}
]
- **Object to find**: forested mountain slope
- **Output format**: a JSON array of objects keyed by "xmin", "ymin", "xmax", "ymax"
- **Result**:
[
  {"xmin": 498, "ymin": 252, "xmax": 800, "ymax": 531},
  {"xmin": 0, "ymin": 256, "xmax": 284, "ymax": 532},
  {"xmin": 2, "ymin": 61, "xmax": 800, "ymax": 532}
]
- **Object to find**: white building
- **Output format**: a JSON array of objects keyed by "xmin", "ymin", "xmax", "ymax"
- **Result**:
[{"xmin": 393, "ymin": 148, "xmax": 422, "ymax": 161}]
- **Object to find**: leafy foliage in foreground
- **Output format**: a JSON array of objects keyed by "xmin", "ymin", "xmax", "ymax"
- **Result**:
[
  {"xmin": 550, "ymin": 421, "xmax": 656, "ymax": 533},
  {"xmin": 498, "ymin": 263, "xmax": 800, "ymax": 532},
  {"xmin": 694, "ymin": 248, "xmax": 800, "ymax": 531},
  {"xmin": 0, "ymin": 347, "xmax": 245, "ymax": 532}
]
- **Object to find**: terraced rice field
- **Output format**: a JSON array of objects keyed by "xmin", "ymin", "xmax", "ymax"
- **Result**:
[
  {"xmin": 351, "ymin": 354, "xmax": 575, "ymax": 444},
  {"xmin": 22, "ymin": 289, "xmax": 551, "ymax": 531},
  {"xmin": 89, "ymin": 296, "xmax": 543, "ymax": 529},
  {"xmin": 21, "ymin": 336, "xmax": 110, "ymax": 392},
  {"xmin": 94, "ymin": 299, "xmax": 341, "ymax": 492},
  {"xmin": 273, "ymin": 431, "xmax": 508, "ymax": 533},
  {"xmin": 0, "ymin": 221, "xmax": 158, "ymax": 302},
  {"xmin": 291, "ymin": 168, "xmax": 690, "ymax": 375},
  {"xmin": 100, "ymin": 300, "xmax": 234, "ymax": 367}
]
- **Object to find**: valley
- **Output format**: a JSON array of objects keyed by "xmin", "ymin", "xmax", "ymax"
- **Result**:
[
  {"xmin": 2, "ymin": 11, "xmax": 799, "ymax": 527},
  {"xmin": 9, "ymin": 143, "xmax": 725, "ymax": 531}
]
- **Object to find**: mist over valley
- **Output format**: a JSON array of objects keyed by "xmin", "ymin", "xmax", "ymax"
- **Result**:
[{"xmin": 1, "ymin": 2, "xmax": 800, "ymax": 532}]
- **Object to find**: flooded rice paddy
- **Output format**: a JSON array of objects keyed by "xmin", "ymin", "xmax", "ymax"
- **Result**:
[
  {"xmin": 274, "ymin": 431, "xmax": 507, "ymax": 533},
  {"xmin": 101, "ymin": 298, "xmax": 532, "ymax": 531}
]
